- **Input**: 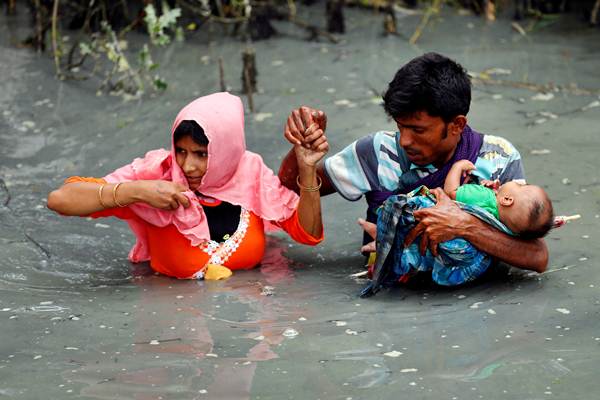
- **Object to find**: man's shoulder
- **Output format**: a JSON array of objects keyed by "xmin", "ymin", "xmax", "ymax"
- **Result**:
[{"xmin": 480, "ymin": 134, "xmax": 521, "ymax": 158}]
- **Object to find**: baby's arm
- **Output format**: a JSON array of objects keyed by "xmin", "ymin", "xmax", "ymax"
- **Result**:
[{"xmin": 443, "ymin": 160, "xmax": 476, "ymax": 200}]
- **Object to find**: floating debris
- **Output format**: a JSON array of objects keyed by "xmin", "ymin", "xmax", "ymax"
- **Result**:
[
  {"xmin": 345, "ymin": 329, "xmax": 358, "ymax": 335},
  {"xmin": 485, "ymin": 68, "xmax": 512, "ymax": 76},
  {"xmin": 555, "ymin": 308, "xmax": 571, "ymax": 315},
  {"xmin": 400, "ymin": 368, "xmax": 418, "ymax": 373},
  {"xmin": 298, "ymin": 317, "xmax": 307, "ymax": 321},
  {"xmin": 457, "ymin": 295, "xmax": 467, "ymax": 299},
  {"xmin": 253, "ymin": 335, "xmax": 265, "ymax": 341},
  {"xmin": 254, "ymin": 113, "xmax": 273, "ymax": 122},
  {"xmin": 149, "ymin": 340, "xmax": 160, "ymax": 345},
  {"xmin": 334, "ymin": 99, "xmax": 357, "ymax": 108},
  {"xmin": 561, "ymin": 178, "xmax": 571, "ymax": 185},
  {"xmin": 531, "ymin": 93, "xmax": 554, "ymax": 101},
  {"xmin": 492, "ymin": 94, "xmax": 503, "ymax": 100},
  {"xmin": 271, "ymin": 60, "xmax": 284, "ymax": 67},
  {"xmin": 487, "ymin": 309, "xmax": 497, "ymax": 315},
  {"xmin": 94, "ymin": 223, "xmax": 110, "ymax": 229},
  {"xmin": 383, "ymin": 350, "xmax": 403, "ymax": 357},
  {"xmin": 260, "ymin": 285, "xmax": 275, "ymax": 296},
  {"xmin": 582, "ymin": 100, "xmax": 600, "ymax": 111},
  {"xmin": 282, "ymin": 328, "xmax": 299, "ymax": 338},
  {"xmin": 33, "ymin": 355, "xmax": 42, "ymax": 360},
  {"xmin": 469, "ymin": 302, "xmax": 484, "ymax": 309},
  {"xmin": 531, "ymin": 149, "xmax": 551, "ymax": 155},
  {"xmin": 206, "ymin": 353, "xmax": 218, "ymax": 357}
]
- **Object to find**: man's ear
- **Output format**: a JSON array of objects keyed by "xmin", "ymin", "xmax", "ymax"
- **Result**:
[
  {"xmin": 499, "ymin": 195, "xmax": 514, "ymax": 207},
  {"xmin": 449, "ymin": 115, "xmax": 467, "ymax": 137}
]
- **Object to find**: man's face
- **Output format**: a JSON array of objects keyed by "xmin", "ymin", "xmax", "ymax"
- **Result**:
[{"xmin": 395, "ymin": 111, "xmax": 461, "ymax": 167}]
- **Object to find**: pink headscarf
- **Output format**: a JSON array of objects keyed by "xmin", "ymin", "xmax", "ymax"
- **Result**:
[{"xmin": 104, "ymin": 92, "xmax": 299, "ymax": 262}]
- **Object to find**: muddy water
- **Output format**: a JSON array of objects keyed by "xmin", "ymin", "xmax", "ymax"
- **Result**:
[{"xmin": 1, "ymin": 5, "xmax": 599, "ymax": 399}]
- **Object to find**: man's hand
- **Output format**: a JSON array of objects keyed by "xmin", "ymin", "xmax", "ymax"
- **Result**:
[
  {"xmin": 404, "ymin": 188, "xmax": 474, "ymax": 257},
  {"xmin": 284, "ymin": 106, "xmax": 327, "ymax": 147},
  {"xmin": 358, "ymin": 218, "xmax": 377, "ymax": 253}
]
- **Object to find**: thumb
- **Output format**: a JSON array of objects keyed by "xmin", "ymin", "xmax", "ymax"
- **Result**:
[{"xmin": 357, "ymin": 218, "xmax": 377, "ymax": 239}]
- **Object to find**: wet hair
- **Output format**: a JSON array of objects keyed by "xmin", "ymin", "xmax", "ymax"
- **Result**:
[
  {"xmin": 173, "ymin": 120, "xmax": 209, "ymax": 146},
  {"xmin": 519, "ymin": 189, "xmax": 554, "ymax": 239},
  {"xmin": 382, "ymin": 52, "xmax": 471, "ymax": 123}
]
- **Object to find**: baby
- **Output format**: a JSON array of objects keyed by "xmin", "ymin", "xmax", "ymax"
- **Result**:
[{"xmin": 444, "ymin": 160, "xmax": 554, "ymax": 239}]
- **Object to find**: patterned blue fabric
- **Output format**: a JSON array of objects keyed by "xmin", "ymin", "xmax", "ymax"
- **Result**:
[{"xmin": 360, "ymin": 186, "xmax": 514, "ymax": 297}]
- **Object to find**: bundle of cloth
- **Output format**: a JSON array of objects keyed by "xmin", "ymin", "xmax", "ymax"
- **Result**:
[{"xmin": 360, "ymin": 186, "xmax": 515, "ymax": 298}]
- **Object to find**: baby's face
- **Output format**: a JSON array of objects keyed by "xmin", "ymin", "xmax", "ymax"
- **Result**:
[{"xmin": 497, "ymin": 182, "xmax": 546, "ymax": 232}]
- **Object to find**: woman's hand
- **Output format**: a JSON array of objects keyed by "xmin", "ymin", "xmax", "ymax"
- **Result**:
[
  {"xmin": 294, "ymin": 122, "xmax": 329, "ymax": 168},
  {"xmin": 134, "ymin": 180, "xmax": 191, "ymax": 210}
]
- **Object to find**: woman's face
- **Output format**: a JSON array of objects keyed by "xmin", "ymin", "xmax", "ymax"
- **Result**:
[{"xmin": 174, "ymin": 135, "xmax": 208, "ymax": 191}]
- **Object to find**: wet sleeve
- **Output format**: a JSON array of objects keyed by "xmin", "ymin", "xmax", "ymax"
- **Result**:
[
  {"xmin": 275, "ymin": 210, "xmax": 324, "ymax": 246},
  {"xmin": 323, "ymin": 134, "xmax": 377, "ymax": 201},
  {"xmin": 64, "ymin": 176, "xmax": 136, "ymax": 220}
]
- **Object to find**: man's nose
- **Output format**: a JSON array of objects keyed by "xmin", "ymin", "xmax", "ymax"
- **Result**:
[{"xmin": 399, "ymin": 131, "xmax": 413, "ymax": 148}]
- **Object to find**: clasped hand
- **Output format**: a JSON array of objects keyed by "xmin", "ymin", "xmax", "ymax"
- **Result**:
[
  {"xmin": 284, "ymin": 106, "xmax": 329, "ymax": 167},
  {"xmin": 138, "ymin": 180, "xmax": 191, "ymax": 210}
]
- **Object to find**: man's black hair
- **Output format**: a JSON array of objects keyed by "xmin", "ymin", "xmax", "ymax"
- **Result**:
[
  {"xmin": 519, "ymin": 193, "xmax": 554, "ymax": 240},
  {"xmin": 173, "ymin": 120, "xmax": 209, "ymax": 146},
  {"xmin": 383, "ymin": 52, "xmax": 471, "ymax": 122}
]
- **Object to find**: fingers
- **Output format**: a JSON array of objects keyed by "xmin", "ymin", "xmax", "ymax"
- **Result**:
[
  {"xmin": 300, "ymin": 106, "xmax": 314, "ymax": 129},
  {"xmin": 285, "ymin": 115, "xmax": 303, "ymax": 145},
  {"xmin": 429, "ymin": 188, "xmax": 449, "ymax": 204},
  {"xmin": 418, "ymin": 228, "xmax": 429, "ymax": 256},
  {"xmin": 174, "ymin": 182, "xmax": 188, "ymax": 192},
  {"xmin": 292, "ymin": 110, "xmax": 306, "ymax": 137},
  {"xmin": 357, "ymin": 218, "xmax": 377, "ymax": 240},
  {"xmin": 361, "ymin": 241, "xmax": 376, "ymax": 253},
  {"xmin": 175, "ymin": 192, "xmax": 190, "ymax": 208},
  {"xmin": 404, "ymin": 222, "xmax": 425, "ymax": 247}
]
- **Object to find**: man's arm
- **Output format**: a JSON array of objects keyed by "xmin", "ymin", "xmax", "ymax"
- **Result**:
[{"xmin": 405, "ymin": 188, "xmax": 548, "ymax": 273}]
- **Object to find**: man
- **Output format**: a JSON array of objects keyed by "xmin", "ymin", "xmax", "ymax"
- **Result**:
[{"xmin": 278, "ymin": 52, "xmax": 548, "ymax": 273}]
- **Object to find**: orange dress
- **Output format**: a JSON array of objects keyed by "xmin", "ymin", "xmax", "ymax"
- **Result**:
[{"xmin": 66, "ymin": 177, "xmax": 323, "ymax": 278}]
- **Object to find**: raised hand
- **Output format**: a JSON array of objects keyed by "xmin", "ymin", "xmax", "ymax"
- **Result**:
[{"xmin": 284, "ymin": 106, "xmax": 327, "ymax": 147}]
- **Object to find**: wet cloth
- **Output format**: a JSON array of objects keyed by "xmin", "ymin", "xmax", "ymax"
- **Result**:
[
  {"xmin": 66, "ymin": 176, "xmax": 322, "ymax": 279},
  {"xmin": 360, "ymin": 186, "xmax": 514, "ymax": 297},
  {"xmin": 456, "ymin": 184, "xmax": 499, "ymax": 219},
  {"xmin": 103, "ymin": 92, "xmax": 300, "ymax": 262}
]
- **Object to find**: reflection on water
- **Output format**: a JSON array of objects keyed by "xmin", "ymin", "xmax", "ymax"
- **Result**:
[{"xmin": 1, "ymin": 4, "xmax": 600, "ymax": 399}]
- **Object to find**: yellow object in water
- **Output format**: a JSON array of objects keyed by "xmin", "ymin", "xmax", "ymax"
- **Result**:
[{"xmin": 204, "ymin": 264, "xmax": 233, "ymax": 280}]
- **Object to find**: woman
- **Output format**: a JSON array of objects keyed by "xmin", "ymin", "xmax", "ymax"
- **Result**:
[{"xmin": 47, "ymin": 92, "xmax": 328, "ymax": 279}]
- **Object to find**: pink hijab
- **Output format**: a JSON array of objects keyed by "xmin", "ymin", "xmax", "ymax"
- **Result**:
[{"xmin": 104, "ymin": 92, "xmax": 299, "ymax": 262}]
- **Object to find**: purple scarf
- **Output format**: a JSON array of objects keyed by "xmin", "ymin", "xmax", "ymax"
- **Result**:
[{"xmin": 366, "ymin": 125, "xmax": 484, "ymax": 215}]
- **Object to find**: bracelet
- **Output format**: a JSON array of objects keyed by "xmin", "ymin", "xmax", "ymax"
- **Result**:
[
  {"xmin": 296, "ymin": 175, "xmax": 322, "ymax": 192},
  {"xmin": 98, "ymin": 184, "xmax": 108, "ymax": 209},
  {"xmin": 112, "ymin": 182, "xmax": 127, "ymax": 207}
]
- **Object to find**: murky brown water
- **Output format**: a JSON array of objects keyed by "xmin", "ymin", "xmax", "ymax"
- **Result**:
[{"xmin": 1, "ymin": 4, "xmax": 599, "ymax": 399}]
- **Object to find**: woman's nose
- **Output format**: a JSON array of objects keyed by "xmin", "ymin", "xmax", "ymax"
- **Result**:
[{"xmin": 182, "ymin": 157, "xmax": 196, "ymax": 173}]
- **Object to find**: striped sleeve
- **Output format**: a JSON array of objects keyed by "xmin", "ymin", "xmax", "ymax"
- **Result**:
[{"xmin": 324, "ymin": 134, "xmax": 377, "ymax": 201}]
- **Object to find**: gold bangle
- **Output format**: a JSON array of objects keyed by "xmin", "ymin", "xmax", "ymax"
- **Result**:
[
  {"xmin": 112, "ymin": 182, "xmax": 127, "ymax": 207},
  {"xmin": 98, "ymin": 184, "xmax": 108, "ymax": 209},
  {"xmin": 296, "ymin": 175, "xmax": 322, "ymax": 192}
]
